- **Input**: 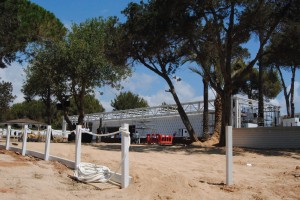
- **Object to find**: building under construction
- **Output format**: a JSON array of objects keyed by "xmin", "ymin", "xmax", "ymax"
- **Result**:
[{"xmin": 66, "ymin": 96, "xmax": 281, "ymax": 140}]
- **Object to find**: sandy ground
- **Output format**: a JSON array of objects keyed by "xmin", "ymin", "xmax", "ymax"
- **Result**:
[{"xmin": 0, "ymin": 140, "xmax": 299, "ymax": 200}]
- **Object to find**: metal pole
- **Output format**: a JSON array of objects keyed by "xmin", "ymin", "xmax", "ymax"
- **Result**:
[{"xmin": 226, "ymin": 126, "xmax": 233, "ymax": 185}]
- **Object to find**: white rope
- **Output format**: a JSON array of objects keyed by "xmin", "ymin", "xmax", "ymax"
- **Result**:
[
  {"xmin": 79, "ymin": 129, "xmax": 121, "ymax": 137},
  {"xmin": 26, "ymin": 128, "xmax": 46, "ymax": 134},
  {"xmin": 74, "ymin": 148, "xmax": 129, "ymax": 184},
  {"xmin": 74, "ymin": 162, "xmax": 112, "ymax": 183},
  {"xmin": 52, "ymin": 129, "xmax": 72, "ymax": 134},
  {"xmin": 73, "ymin": 128, "xmax": 130, "ymax": 184}
]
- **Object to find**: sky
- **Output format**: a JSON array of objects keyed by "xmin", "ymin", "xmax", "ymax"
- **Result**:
[{"xmin": 1, "ymin": 0, "xmax": 299, "ymax": 114}]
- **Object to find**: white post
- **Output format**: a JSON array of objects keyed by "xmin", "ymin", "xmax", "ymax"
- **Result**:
[
  {"xmin": 44, "ymin": 125, "xmax": 52, "ymax": 161},
  {"xmin": 121, "ymin": 123, "xmax": 130, "ymax": 189},
  {"xmin": 22, "ymin": 125, "xmax": 28, "ymax": 156},
  {"xmin": 75, "ymin": 125, "xmax": 82, "ymax": 169},
  {"xmin": 5, "ymin": 125, "xmax": 11, "ymax": 150},
  {"xmin": 226, "ymin": 126, "xmax": 233, "ymax": 185}
]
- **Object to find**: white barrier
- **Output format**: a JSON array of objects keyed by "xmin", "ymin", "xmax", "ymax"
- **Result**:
[{"xmin": 0, "ymin": 123, "xmax": 131, "ymax": 189}]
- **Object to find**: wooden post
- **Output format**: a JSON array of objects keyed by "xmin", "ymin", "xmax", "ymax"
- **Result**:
[
  {"xmin": 22, "ymin": 125, "xmax": 28, "ymax": 156},
  {"xmin": 121, "ymin": 123, "xmax": 130, "ymax": 188},
  {"xmin": 5, "ymin": 125, "xmax": 11, "ymax": 150},
  {"xmin": 226, "ymin": 126, "xmax": 233, "ymax": 185},
  {"xmin": 75, "ymin": 125, "xmax": 82, "ymax": 169},
  {"xmin": 44, "ymin": 125, "xmax": 51, "ymax": 161}
]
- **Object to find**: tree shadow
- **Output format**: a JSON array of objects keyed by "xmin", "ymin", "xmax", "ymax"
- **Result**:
[
  {"xmin": 86, "ymin": 143, "xmax": 228, "ymax": 155},
  {"xmin": 84, "ymin": 143, "xmax": 300, "ymax": 160},
  {"xmin": 239, "ymin": 148, "xmax": 300, "ymax": 160}
]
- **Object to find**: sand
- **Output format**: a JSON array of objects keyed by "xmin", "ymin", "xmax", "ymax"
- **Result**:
[{"xmin": 0, "ymin": 141, "xmax": 299, "ymax": 200}]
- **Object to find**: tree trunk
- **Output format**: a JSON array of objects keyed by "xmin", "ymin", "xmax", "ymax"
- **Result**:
[
  {"xmin": 63, "ymin": 110, "xmax": 73, "ymax": 130},
  {"xmin": 46, "ymin": 87, "xmax": 52, "ymax": 125},
  {"xmin": 258, "ymin": 55, "xmax": 264, "ymax": 126},
  {"xmin": 78, "ymin": 96, "xmax": 84, "ymax": 125},
  {"xmin": 218, "ymin": 2, "xmax": 234, "ymax": 146},
  {"xmin": 257, "ymin": 26, "xmax": 265, "ymax": 126},
  {"xmin": 290, "ymin": 66, "xmax": 296, "ymax": 118},
  {"xmin": 202, "ymin": 78, "xmax": 209, "ymax": 140},
  {"xmin": 75, "ymin": 85, "xmax": 86, "ymax": 126},
  {"xmin": 212, "ymin": 94, "xmax": 222, "ymax": 139},
  {"xmin": 165, "ymin": 76, "xmax": 199, "ymax": 143},
  {"xmin": 219, "ymin": 88, "xmax": 232, "ymax": 146},
  {"xmin": 277, "ymin": 65, "xmax": 291, "ymax": 117}
]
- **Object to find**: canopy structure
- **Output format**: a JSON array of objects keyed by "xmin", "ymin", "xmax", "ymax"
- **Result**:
[{"xmin": 1, "ymin": 118, "xmax": 46, "ymax": 126}]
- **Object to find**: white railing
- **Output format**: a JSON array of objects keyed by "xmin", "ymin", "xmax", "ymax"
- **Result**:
[{"xmin": 0, "ymin": 123, "xmax": 131, "ymax": 189}]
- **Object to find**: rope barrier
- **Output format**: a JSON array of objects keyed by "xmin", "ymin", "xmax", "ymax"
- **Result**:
[
  {"xmin": 79, "ymin": 129, "xmax": 122, "ymax": 137},
  {"xmin": 52, "ymin": 129, "xmax": 72, "ymax": 134},
  {"xmin": 5, "ymin": 123, "xmax": 131, "ymax": 187},
  {"xmin": 73, "ymin": 127, "xmax": 131, "ymax": 185}
]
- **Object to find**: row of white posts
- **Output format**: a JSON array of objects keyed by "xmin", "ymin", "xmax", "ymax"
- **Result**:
[
  {"xmin": 4, "ymin": 123, "xmax": 230, "ymax": 187},
  {"xmin": 4, "ymin": 123, "xmax": 130, "ymax": 189},
  {"xmin": 5, "ymin": 124, "xmax": 55, "ymax": 160}
]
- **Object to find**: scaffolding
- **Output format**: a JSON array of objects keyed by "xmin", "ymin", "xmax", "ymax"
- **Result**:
[{"xmin": 232, "ymin": 96, "xmax": 281, "ymax": 128}]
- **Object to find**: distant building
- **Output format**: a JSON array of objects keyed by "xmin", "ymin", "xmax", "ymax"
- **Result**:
[{"xmin": 67, "ymin": 96, "xmax": 280, "ymax": 139}]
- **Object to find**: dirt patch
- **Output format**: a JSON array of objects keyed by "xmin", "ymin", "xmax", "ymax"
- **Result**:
[
  {"xmin": 51, "ymin": 161, "xmax": 70, "ymax": 174},
  {"xmin": 0, "ymin": 188, "xmax": 14, "ymax": 193},
  {"xmin": 0, "ymin": 161, "xmax": 29, "ymax": 167}
]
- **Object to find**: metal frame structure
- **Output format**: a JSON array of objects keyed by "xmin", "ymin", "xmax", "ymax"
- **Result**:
[
  {"xmin": 67, "ymin": 96, "xmax": 281, "ymax": 137},
  {"xmin": 69, "ymin": 100, "xmax": 215, "ymax": 124},
  {"xmin": 233, "ymin": 96, "xmax": 281, "ymax": 128}
]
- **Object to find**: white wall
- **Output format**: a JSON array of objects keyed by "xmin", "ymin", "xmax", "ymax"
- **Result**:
[
  {"xmin": 233, "ymin": 127, "xmax": 300, "ymax": 148},
  {"xmin": 91, "ymin": 113, "xmax": 207, "ymax": 138}
]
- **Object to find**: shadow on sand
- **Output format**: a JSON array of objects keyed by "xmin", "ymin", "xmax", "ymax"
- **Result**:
[
  {"xmin": 84, "ymin": 142, "xmax": 300, "ymax": 159},
  {"xmin": 86, "ymin": 143, "xmax": 228, "ymax": 155}
]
